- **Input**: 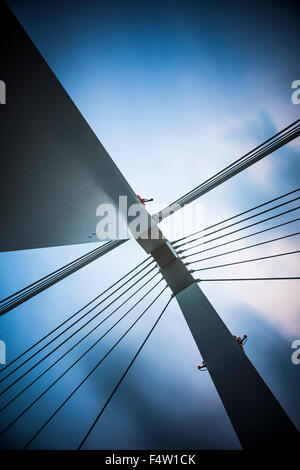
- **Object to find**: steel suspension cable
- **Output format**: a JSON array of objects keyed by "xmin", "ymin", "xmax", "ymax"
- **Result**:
[
  {"xmin": 1, "ymin": 243, "xmax": 115, "ymax": 303},
  {"xmin": 174, "ymin": 206, "xmax": 300, "ymax": 254},
  {"xmin": 173, "ymin": 196, "xmax": 300, "ymax": 249},
  {"xmin": 78, "ymin": 295, "xmax": 172, "ymax": 450},
  {"xmin": 0, "ymin": 280, "xmax": 165, "ymax": 439},
  {"xmin": 0, "ymin": 273, "xmax": 162, "ymax": 414},
  {"xmin": 0, "ymin": 257, "xmax": 151, "ymax": 375},
  {"xmin": 0, "ymin": 263, "xmax": 157, "ymax": 391},
  {"xmin": 182, "ymin": 232, "xmax": 300, "ymax": 263},
  {"xmin": 0, "ymin": 240, "xmax": 126, "ymax": 316},
  {"xmin": 174, "ymin": 124, "xmax": 300, "ymax": 209},
  {"xmin": 171, "ymin": 121, "xmax": 300, "ymax": 205},
  {"xmin": 197, "ymin": 277, "xmax": 300, "ymax": 282},
  {"xmin": 178, "ymin": 217, "xmax": 300, "ymax": 257},
  {"xmin": 189, "ymin": 250, "xmax": 300, "ymax": 272},
  {"xmin": 1, "ymin": 245, "xmax": 109, "ymax": 308},
  {"xmin": 172, "ymin": 128, "xmax": 299, "ymax": 216},
  {"xmin": 21, "ymin": 284, "xmax": 169, "ymax": 450},
  {"xmin": 172, "ymin": 187, "xmax": 300, "ymax": 245},
  {"xmin": 0, "ymin": 123, "xmax": 298, "ymax": 316},
  {"xmin": 154, "ymin": 120, "xmax": 300, "ymax": 223}
]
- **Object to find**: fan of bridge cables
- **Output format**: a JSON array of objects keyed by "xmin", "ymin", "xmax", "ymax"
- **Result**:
[
  {"xmin": 0, "ymin": 186, "xmax": 299, "ymax": 449},
  {"xmin": 0, "ymin": 119, "xmax": 299, "ymax": 449},
  {"xmin": 154, "ymin": 118, "xmax": 300, "ymax": 222},
  {"xmin": 0, "ymin": 255, "xmax": 173, "ymax": 449},
  {"xmin": 172, "ymin": 187, "xmax": 300, "ymax": 281}
]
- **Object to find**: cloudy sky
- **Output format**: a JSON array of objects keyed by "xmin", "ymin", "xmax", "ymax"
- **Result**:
[{"xmin": 0, "ymin": 0, "xmax": 299, "ymax": 449}]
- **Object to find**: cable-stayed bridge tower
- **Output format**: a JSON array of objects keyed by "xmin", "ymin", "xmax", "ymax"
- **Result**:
[{"xmin": 0, "ymin": 1, "xmax": 299, "ymax": 449}]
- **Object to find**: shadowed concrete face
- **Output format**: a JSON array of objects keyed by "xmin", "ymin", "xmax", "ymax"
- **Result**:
[{"xmin": 0, "ymin": 3, "xmax": 142, "ymax": 252}]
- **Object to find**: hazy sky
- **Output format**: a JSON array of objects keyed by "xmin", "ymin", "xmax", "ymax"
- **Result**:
[{"xmin": 0, "ymin": 0, "xmax": 299, "ymax": 449}]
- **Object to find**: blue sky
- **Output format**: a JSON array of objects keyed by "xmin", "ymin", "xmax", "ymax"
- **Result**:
[{"xmin": 0, "ymin": 0, "xmax": 299, "ymax": 449}]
